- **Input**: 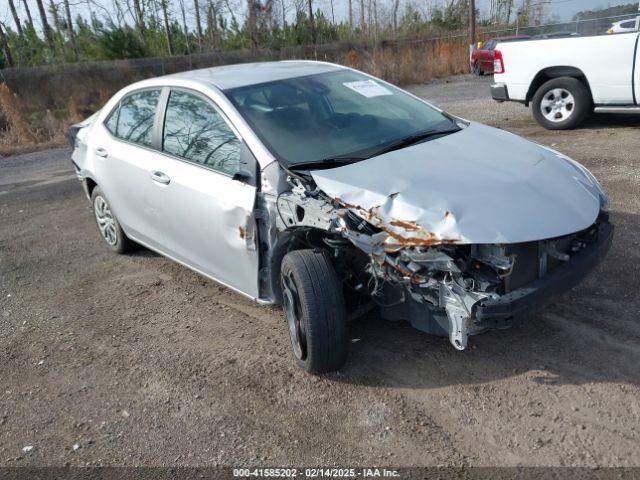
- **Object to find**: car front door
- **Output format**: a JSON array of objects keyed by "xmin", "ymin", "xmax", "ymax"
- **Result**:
[{"xmin": 148, "ymin": 88, "xmax": 260, "ymax": 299}]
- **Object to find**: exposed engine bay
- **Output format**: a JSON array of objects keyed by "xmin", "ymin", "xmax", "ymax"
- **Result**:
[{"xmin": 258, "ymin": 172, "xmax": 607, "ymax": 351}]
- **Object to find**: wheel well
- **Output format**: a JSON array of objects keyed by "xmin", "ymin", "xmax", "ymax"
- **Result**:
[
  {"xmin": 268, "ymin": 228, "xmax": 355, "ymax": 305},
  {"xmin": 268, "ymin": 229, "xmax": 326, "ymax": 305},
  {"xmin": 526, "ymin": 67, "xmax": 592, "ymax": 105},
  {"xmin": 84, "ymin": 177, "xmax": 98, "ymax": 197}
]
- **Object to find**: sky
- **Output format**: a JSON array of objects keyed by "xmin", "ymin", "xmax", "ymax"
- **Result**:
[
  {"xmin": 476, "ymin": 0, "xmax": 638, "ymax": 21},
  {"xmin": 2, "ymin": 0, "xmax": 639, "ymax": 32}
]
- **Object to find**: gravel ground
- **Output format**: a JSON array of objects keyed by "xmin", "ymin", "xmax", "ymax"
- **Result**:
[{"xmin": 1, "ymin": 74, "xmax": 639, "ymax": 468}]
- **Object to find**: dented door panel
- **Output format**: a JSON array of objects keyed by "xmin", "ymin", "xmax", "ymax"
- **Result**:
[{"xmin": 150, "ymin": 154, "xmax": 260, "ymax": 299}]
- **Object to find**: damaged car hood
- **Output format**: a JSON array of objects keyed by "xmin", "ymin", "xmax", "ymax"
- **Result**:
[{"xmin": 311, "ymin": 122, "xmax": 603, "ymax": 245}]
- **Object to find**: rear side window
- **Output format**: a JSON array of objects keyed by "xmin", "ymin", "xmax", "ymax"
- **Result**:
[
  {"xmin": 162, "ymin": 89, "xmax": 241, "ymax": 176},
  {"xmin": 621, "ymin": 20, "xmax": 635, "ymax": 28},
  {"xmin": 111, "ymin": 89, "xmax": 161, "ymax": 147}
]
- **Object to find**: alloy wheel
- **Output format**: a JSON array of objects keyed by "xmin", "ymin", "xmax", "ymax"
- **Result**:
[
  {"xmin": 540, "ymin": 88, "xmax": 575, "ymax": 123},
  {"xmin": 93, "ymin": 195, "xmax": 118, "ymax": 246},
  {"xmin": 282, "ymin": 270, "xmax": 307, "ymax": 361}
]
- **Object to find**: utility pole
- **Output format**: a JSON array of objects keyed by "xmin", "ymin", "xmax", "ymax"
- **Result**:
[
  {"xmin": 308, "ymin": 0, "xmax": 316, "ymax": 44},
  {"xmin": 469, "ymin": 0, "xmax": 476, "ymax": 47},
  {"xmin": 469, "ymin": 0, "xmax": 476, "ymax": 72}
]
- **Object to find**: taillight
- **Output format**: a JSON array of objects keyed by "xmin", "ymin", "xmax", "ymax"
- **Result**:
[{"xmin": 494, "ymin": 50, "xmax": 505, "ymax": 74}]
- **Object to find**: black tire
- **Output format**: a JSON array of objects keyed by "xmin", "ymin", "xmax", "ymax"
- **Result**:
[
  {"xmin": 532, "ymin": 77, "xmax": 591, "ymax": 130},
  {"xmin": 90, "ymin": 186, "xmax": 133, "ymax": 254},
  {"xmin": 473, "ymin": 61, "xmax": 482, "ymax": 76},
  {"xmin": 280, "ymin": 249, "xmax": 348, "ymax": 374}
]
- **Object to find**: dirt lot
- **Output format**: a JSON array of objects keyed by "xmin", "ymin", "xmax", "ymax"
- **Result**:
[{"xmin": 1, "ymin": 75, "xmax": 639, "ymax": 468}]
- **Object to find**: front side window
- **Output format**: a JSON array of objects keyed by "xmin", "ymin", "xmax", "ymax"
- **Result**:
[
  {"xmin": 162, "ymin": 90, "xmax": 241, "ymax": 176},
  {"xmin": 225, "ymin": 70, "xmax": 456, "ymax": 168},
  {"xmin": 113, "ymin": 89, "xmax": 160, "ymax": 147}
]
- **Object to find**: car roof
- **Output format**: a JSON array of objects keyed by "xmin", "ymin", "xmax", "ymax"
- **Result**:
[{"xmin": 161, "ymin": 60, "xmax": 345, "ymax": 90}]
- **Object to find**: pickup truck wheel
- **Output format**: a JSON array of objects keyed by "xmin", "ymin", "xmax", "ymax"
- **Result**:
[
  {"xmin": 91, "ymin": 187, "xmax": 133, "ymax": 254},
  {"xmin": 280, "ymin": 249, "xmax": 348, "ymax": 374},
  {"xmin": 532, "ymin": 77, "xmax": 591, "ymax": 130}
]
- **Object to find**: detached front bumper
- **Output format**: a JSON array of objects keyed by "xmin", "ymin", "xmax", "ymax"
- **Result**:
[
  {"xmin": 490, "ymin": 83, "xmax": 509, "ymax": 102},
  {"xmin": 473, "ymin": 220, "xmax": 614, "ymax": 328}
]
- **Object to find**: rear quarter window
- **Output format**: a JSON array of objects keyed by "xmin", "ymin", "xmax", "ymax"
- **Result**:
[
  {"xmin": 107, "ymin": 89, "xmax": 161, "ymax": 147},
  {"xmin": 104, "ymin": 106, "xmax": 119, "ymax": 135}
]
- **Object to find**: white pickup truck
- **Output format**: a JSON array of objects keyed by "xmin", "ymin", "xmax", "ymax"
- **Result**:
[{"xmin": 491, "ymin": 31, "xmax": 640, "ymax": 129}]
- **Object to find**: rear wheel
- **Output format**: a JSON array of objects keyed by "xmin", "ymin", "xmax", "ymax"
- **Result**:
[
  {"xmin": 532, "ymin": 77, "xmax": 591, "ymax": 130},
  {"xmin": 280, "ymin": 249, "xmax": 348, "ymax": 374},
  {"xmin": 91, "ymin": 187, "xmax": 133, "ymax": 254}
]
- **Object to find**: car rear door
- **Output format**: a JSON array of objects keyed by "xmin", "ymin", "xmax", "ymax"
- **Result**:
[
  {"xmin": 148, "ymin": 87, "xmax": 260, "ymax": 299},
  {"xmin": 93, "ymin": 88, "xmax": 168, "ymax": 250}
]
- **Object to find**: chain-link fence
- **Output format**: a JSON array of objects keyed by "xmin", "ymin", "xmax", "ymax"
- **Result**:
[{"xmin": 479, "ymin": 12, "xmax": 640, "ymax": 38}]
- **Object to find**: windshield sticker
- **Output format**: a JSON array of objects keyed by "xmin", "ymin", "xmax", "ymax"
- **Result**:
[{"xmin": 343, "ymin": 80, "xmax": 393, "ymax": 98}]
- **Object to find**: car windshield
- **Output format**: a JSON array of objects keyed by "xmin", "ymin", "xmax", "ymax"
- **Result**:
[{"xmin": 224, "ymin": 69, "xmax": 457, "ymax": 168}]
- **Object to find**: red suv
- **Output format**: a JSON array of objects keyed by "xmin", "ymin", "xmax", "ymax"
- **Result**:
[{"xmin": 471, "ymin": 35, "xmax": 530, "ymax": 75}]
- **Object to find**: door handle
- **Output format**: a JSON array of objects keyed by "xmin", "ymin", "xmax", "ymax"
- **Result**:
[
  {"xmin": 150, "ymin": 170, "xmax": 171, "ymax": 185},
  {"xmin": 95, "ymin": 147, "xmax": 108, "ymax": 158}
]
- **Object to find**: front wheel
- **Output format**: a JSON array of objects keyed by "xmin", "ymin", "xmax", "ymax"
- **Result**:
[
  {"xmin": 531, "ymin": 77, "xmax": 591, "ymax": 130},
  {"xmin": 280, "ymin": 249, "xmax": 348, "ymax": 374},
  {"xmin": 473, "ymin": 61, "xmax": 482, "ymax": 76}
]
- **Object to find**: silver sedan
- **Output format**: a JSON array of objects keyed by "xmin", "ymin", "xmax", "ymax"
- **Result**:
[{"xmin": 70, "ymin": 61, "xmax": 613, "ymax": 373}]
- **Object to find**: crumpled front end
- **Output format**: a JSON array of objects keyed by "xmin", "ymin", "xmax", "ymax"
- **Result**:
[
  {"xmin": 271, "ymin": 172, "xmax": 613, "ymax": 351},
  {"xmin": 335, "ymin": 200, "xmax": 613, "ymax": 349}
]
